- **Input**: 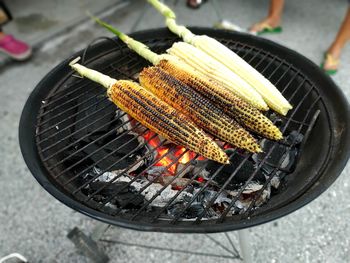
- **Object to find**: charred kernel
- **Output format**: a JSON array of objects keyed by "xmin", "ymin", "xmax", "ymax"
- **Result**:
[
  {"xmin": 139, "ymin": 66, "xmax": 261, "ymax": 153},
  {"xmin": 107, "ymin": 80, "xmax": 228, "ymax": 163},
  {"xmin": 158, "ymin": 59, "xmax": 282, "ymax": 141}
]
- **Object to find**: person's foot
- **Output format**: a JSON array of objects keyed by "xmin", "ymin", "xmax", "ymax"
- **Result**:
[
  {"xmin": 249, "ymin": 17, "xmax": 282, "ymax": 35},
  {"xmin": 186, "ymin": 0, "xmax": 207, "ymax": 9},
  {"xmin": 0, "ymin": 34, "xmax": 32, "ymax": 61},
  {"xmin": 321, "ymin": 52, "xmax": 340, "ymax": 75}
]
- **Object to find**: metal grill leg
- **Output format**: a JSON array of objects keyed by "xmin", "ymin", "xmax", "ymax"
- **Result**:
[
  {"xmin": 238, "ymin": 229, "xmax": 253, "ymax": 263},
  {"xmin": 67, "ymin": 223, "xmax": 110, "ymax": 263},
  {"xmin": 68, "ymin": 224, "xmax": 251, "ymax": 262}
]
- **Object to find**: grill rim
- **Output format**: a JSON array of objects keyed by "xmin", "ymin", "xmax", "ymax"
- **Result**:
[{"xmin": 19, "ymin": 27, "xmax": 350, "ymax": 233}]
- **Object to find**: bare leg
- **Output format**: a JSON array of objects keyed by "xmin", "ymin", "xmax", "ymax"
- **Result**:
[
  {"xmin": 323, "ymin": 7, "xmax": 350, "ymax": 71},
  {"xmin": 250, "ymin": 0, "xmax": 285, "ymax": 33}
]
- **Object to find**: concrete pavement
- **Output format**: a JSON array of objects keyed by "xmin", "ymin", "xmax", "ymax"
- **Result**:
[{"xmin": 0, "ymin": 0, "xmax": 349, "ymax": 262}]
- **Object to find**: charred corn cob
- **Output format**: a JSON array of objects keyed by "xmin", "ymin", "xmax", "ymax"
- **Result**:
[
  {"xmin": 157, "ymin": 59, "xmax": 283, "ymax": 140},
  {"xmin": 167, "ymin": 42, "xmax": 268, "ymax": 111},
  {"xmin": 69, "ymin": 58, "xmax": 229, "ymax": 164},
  {"xmin": 139, "ymin": 66, "xmax": 262, "ymax": 153},
  {"xmin": 157, "ymin": 59, "xmax": 282, "ymax": 140},
  {"xmin": 89, "ymin": 17, "xmax": 280, "ymax": 141},
  {"xmin": 147, "ymin": 0, "xmax": 293, "ymax": 116}
]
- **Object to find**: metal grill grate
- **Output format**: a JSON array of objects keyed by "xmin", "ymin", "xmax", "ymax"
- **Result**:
[{"xmin": 27, "ymin": 28, "xmax": 342, "ymax": 232}]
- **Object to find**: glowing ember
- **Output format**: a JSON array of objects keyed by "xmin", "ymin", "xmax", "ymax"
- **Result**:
[
  {"xmin": 154, "ymin": 146, "xmax": 196, "ymax": 175},
  {"xmin": 197, "ymin": 177, "xmax": 205, "ymax": 183},
  {"xmin": 223, "ymin": 143, "xmax": 233, "ymax": 150},
  {"xmin": 143, "ymin": 130, "xmax": 161, "ymax": 148},
  {"xmin": 143, "ymin": 131, "xmax": 200, "ymax": 175},
  {"xmin": 155, "ymin": 146, "xmax": 177, "ymax": 175}
]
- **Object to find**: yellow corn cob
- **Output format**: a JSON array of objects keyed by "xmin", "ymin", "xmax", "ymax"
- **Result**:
[
  {"xmin": 167, "ymin": 42, "xmax": 268, "ymax": 111},
  {"xmin": 189, "ymin": 35, "xmax": 293, "ymax": 115},
  {"xmin": 139, "ymin": 66, "xmax": 262, "ymax": 153},
  {"xmin": 147, "ymin": 0, "xmax": 292, "ymax": 115},
  {"xmin": 88, "ymin": 17, "xmax": 280, "ymax": 140},
  {"xmin": 157, "ymin": 59, "xmax": 283, "ymax": 140},
  {"xmin": 89, "ymin": 16, "xmax": 267, "ymax": 111},
  {"xmin": 69, "ymin": 58, "xmax": 229, "ymax": 164}
]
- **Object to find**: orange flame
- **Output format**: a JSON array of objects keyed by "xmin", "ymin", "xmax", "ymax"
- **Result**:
[
  {"xmin": 143, "ymin": 132, "xmax": 206, "ymax": 175},
  {"xmin": 154, "ymin": 147, "xmax": 177, "ymax": 175}
]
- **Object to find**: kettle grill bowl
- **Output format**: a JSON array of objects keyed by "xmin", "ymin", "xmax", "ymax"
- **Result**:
[{"xmin": 19, "ymin": 28, "xmax": 350, "ymax": 233}]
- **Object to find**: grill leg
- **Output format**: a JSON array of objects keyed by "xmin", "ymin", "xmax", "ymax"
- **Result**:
[
  {"xmin": 238, "ymin": 229, "xmax": 253, "ymax": 263},
  {"xmin": 91, "ymin": 222, "xmax": 111, "ymax": 241},
  {"xmin": 67, "ymin": 223, "xmax": 110, "ymax": 263}
]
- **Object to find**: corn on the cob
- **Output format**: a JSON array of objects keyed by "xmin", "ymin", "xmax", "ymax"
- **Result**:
[
  {"xmin": 89, "ymin": 17, "xmax": 281, "ymax": 141},
  {"xmin": 90, "ymin": 15, "xmax": 268, "ymax": 111},
  {"xmin": 69, "ymin": 58, "xmax": 229, "ymax": 164},
  {"xmin": 185, "ymin": 35, "xmax": 292, "ymax": 115},
  {"xmin": 167, "ymin": 42, "xmax": 268, "ymax": 111},
  {"xmin": 157, "ymin": 59, "xmax": 283, "ymax": 140},
  {"xmin": 139, "ymin": 66, "xmax": 262, "ymax": 153},
  {"xmin": 147, "ymin": 0, "xmax": 293, "ymax": 116}
]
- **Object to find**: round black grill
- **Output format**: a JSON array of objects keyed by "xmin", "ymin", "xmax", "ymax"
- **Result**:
[{"xmin": 19, "ymin": 28, "xmax": 350, "ymax": 233}]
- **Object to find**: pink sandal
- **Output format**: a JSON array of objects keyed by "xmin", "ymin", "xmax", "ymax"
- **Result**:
[{"xmin": 0, "ymin": 34, "xmax": 32, "ymax": 61}]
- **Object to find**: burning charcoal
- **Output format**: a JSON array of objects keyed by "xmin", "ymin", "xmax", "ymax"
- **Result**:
[
  {"xmin": 253, "ymin": 130, "xmax": 303, "ymax": 174},
  {"xmin": 145, "ymin": 185, "xmax": 188, "ymax": 207},
  {"xmin": 269, "ymin": 113, "xmax": 284, "ymax": 127},
  {"xmin": 64, "ymin": 141, "xmax": 87, "ymax": 159},
  {"xmin": 93, "ymin": 169, "xmax": 124, "ymax": 183},
  {"xmin": 285, "ymin": 130, "xmax": 304, "ymax": 145},
  {"xmin": 115, "ymin": 111, "xmax": 132, "ymax": 133},
  {"xmin": 111, "ymin": 191, "xmax": 144, "ymax": 209},
  {"xmin": 240, "ymin": 188, "xmax": 271, "ymax": 209},
  {"xmin": 270, "ymin": 175, "xmax": 280, "ymax": 189},
  {"xmin": 82, "ymin": 179, "xmax": 145, "ymax": 209},
  {"xmin": 167, "ymin": 202, "xmax": 186, "ymax": 218},
  {"xmin": 146, "ymin": 166, "xmax": 168, "ymax": 177},
  {"xmin": 62, "ymin": 144, "xmax": 94, "ymax": 175},
  {"xmin": 153, "ymin": 176, "xmax": 194, "ymax": 189},
  {"xmin": 253, "ymin": 139, "xmax": 286, "ymax": 167},
  {"xmin": 80, "ymin": 143, "xmax": 120, "ymax": 170},
  {"xmin": 242, "ymin": 182, "xmax": 263, "ymax": 194},
  {"xmin": 167, "ymin": 202, "xmax": 207, "ymax": 219},
  {"xmin": 80, "ymin": 136, "xmax": 143, "ymax": 171},
  {"xmin": 185, "ymin": 204, "xmax": 206, "ymax": 219},
  {"xmin": 197, "ymin": 189, "xmax": 232, "ymax": 208},
  {"xmin": 88, "ymin": 181, "xmax": 129, "ymax": 196},
  {"xmin": 255, "ymin": 188, "xmax": 271, "ymax": 206},
  {"xmin": 192, "ymin": 159, "xmax": 210, "ymax": 179},
  {"xmin": 114, "ymin": 175, "xmax": 190, "ymax": 207},
  {"xmin": 176, "ymin": 163, "xmax": 195, "ymax": 178},
  {"xmin": 196, "ymin": 189, "xmax": 216, "ymax": 204},
  {"xmin": 208, "ymin": 151, "xmax": 265, "ymax": 190},
  {"xmin": 224, "ymin": 180, "xmax": 271, "ymax": 212}
]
